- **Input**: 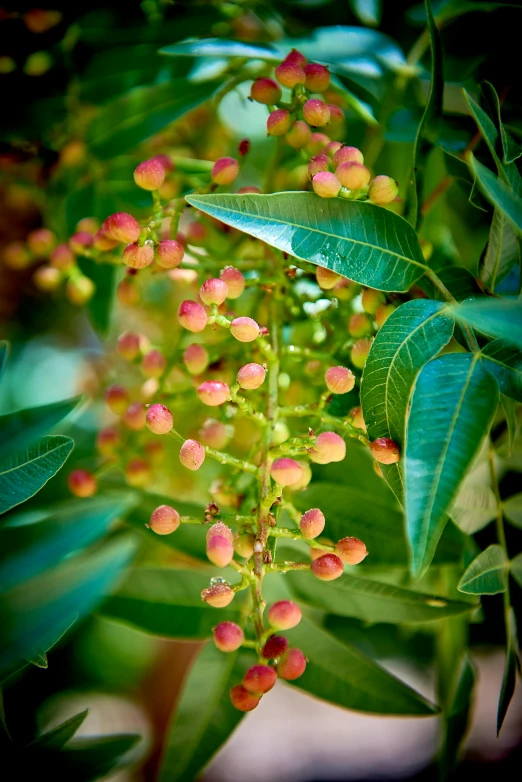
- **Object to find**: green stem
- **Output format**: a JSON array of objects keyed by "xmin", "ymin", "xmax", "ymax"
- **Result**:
[{"xmin": 424, "ymin": 268, "xmax": 480, "ymax": 353}]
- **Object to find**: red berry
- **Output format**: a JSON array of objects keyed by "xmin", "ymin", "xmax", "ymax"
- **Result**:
[
  {"xmin": 201, "ymin": 583, "xmax": 235, "ymax": 608},
  {"xmin": 145, "ymin": 403, "xmax": 173, "ymax": 435},
  {"xmin": 197, "ymin": 380, "xmax": 230, "ymax": 407},
  {"xmin": 238, "ymin": 138, "xmax": 250, "ymax": 156},
  {"xmin": 275, "ymin": 60, "xmax": 306, "ymax": 88},
  {"xmin": 220, "ymin": 266, "xmax": 245, "ymax": 299},
  {"xmin": 370, "ymin": 437, "xmax": 400, "ymax": 465},
  {"xmin": 206, "ymin": 534, "xmax": 234, "ymax": 567},
  {"xmin": 243, "ymin": 665, "xmax": 277, "ymax": 694},
  {"xmin": 270, "ymin": 457, "xmax": 303, "ymax": 486},
  {"xmin": 213, "ymin": 622, "xmax": 244, "ymax": 652},
  {"xmin": 300, "ymin": 508, "xmax": 326, "ymax": 539},
  {"xmin": 348, "ymin": 313, "xmax": 373, "ymax": 338},
  {"xmin": 134, "ymin": 158, "xmax": 165, "ymax": 191},
  {"xmin": 183, "ymin": 343, "xmax": 209, "ymax": 375},
  {"xmin": 142, "ymin": 349, "xmax": 166, "ymax": 378},
  {"xmin": 250, "ymin": 77, "xmax": 282, "ymax": 104},
  {"xmin": 303, "ymin": 99, "xmax": 330, "ymax": 127},
  {"xmin": 122, "ymin": 242, "xmax": 154, "ymax": 269},
  {"xmin": 150, "ymin": 505, "xmax": 180, "ymax": 535},
  {"xmin": 117, "ymin": 331, "xmax": 141, "ymax": 361},
  {"xmin": 332, "ymin": 146, "xmax": 364, "ymax": 167},
  {"xmin": 350, "ymin": 338, "xmax": 373, "ymax": 369},
  {"xmin": 285, "ymin": 49, "xmax": 307, "ymax": 67},
  {"xmin": 310, "ymin": 431, "xmax": 346, "ymax": 464},
  {"xmin": 368, "ymin": 175, "xmax": 399, "ymax": 205},
  {"xmin": 180, "ymin": 439, "xmax": 205, "ymax": 471},
  {"xmin": 325, "ymin": 366, "xmax": 355, "ymax": 394},
  {"xmin": 311, "ymin": 553, "xmax": 344, "ymax": 580},
  {"xmin": 50, "ymin": 243, "xmax": 75, "ymax": 270},
  {"xmin": 103, "ymin": 212, "xmax": 140, "ymax": 244},
  {"xmin": 336, "ymin": 162, "xmax": 371, "ymax": 190},
  {"xmin": 267, "ymin": 600, "xmax": 302, "ymax": 630},
  {"xmin": 277, "ymin": 648, "xmax": 307, "ymax": 680},
  {"xmin": 125, "ymin": 458, "xmax": 151, "ymax": 487},
  {"xmin": 237, "ymin": 363, "xmax": 266, "ymax": 390},
  {"xmin": 67, "ymin": 469, "xmax": 97, "ymax": 498},
  {"xmin": 123, "ymin": 402, "xmax": 147, "ymax": 430},
  {"xmin": 335, "ymin": 536, "xmax": 368, "ymax": 565},
  {"xmin": 312, "ymin": 172, "xmax": 341, "ymax": 198},
  {"xmin": 308, "ymin": 153, "xmax": 330, "ymax": 177},
  {"xmin": 105, "ymin": 384, "xmax": 129, "ymax": 415},
  {"xmin": 230, "ymin": 684, "xmax": 259, "ymax": 712},
  {"xmin": 200, "ymin": 277, "xmax": 228, "ymax": 306},
  {"xmin": 230, "ymin": 316, "xmax": 259, "ymax": 342},
  {"xmin": 178, "ymin": 300, "xmax": 208, "ymax": 332},
  {"xmin": 156, "ymin": 239, "xmax": 184, "ymax": 269},
  {"xmin": 267, "ymin": 109, "xmax": 292, "ymax": 137},
  {"xmin": 286, "ymin": 120, "xmax": 312, "ymax": 150},
  {"xmin": 262, "ymin": 635, "xmax": 288, "ymax": 660},
  {"xmin": 304, "ymin": 63, "xmax": 330, "ymax": 92},
  {"xmin": 327, "ymin": 104, "xmax": 345, "ymax": 125},
  {"xmin": 211, "ymin": 157, "xmax": 239, "ymax": 185}
]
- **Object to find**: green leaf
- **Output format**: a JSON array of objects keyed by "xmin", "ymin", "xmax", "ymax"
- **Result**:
[
  {"xmin": 463, "ymin": 89, "xmax": 505, "ymax": 177},
  {"xmin": 405, "ymin": 354, "xmax": 499, "ymax": 578},
  {"xmin": 0, "ymin": 342, "xmax": 8, "ymax": 381},
  {"xmin": 28, "ymin": 711, "xmax": 88, "ymax": 750},
  {"xmin": 458, "ymin": 545, "xmax": 508, "ymax": 594},
  {"xmin": 453, "ymin": 298, "xmax": 522, "ymax": 349},
  {"xmin": 0, "ymin": 436, "xmax": 74, "ymax": 515},
  {"xmin": 349, "ymin": 0, "xmax": 382, "ymax": 26},
  {"xmin": 287, "ymin": 572, "xmax": 476, "ymax": 624},
  {"xmin": 481, "ymin": 81, "xmax": 522, "ymax": 166},
  {"xmin": 501, "ymin": 395, "xmax": 518, "ymax": 456},
  {"xmin": 497, "ymin": 608, "xmax": 519, "ymax": 734},
  {"xmin": 439, "ymin": 654, "xmax": 476, "ymax": 778},
  {"xmin": 86, "ymin": 79, "xmax": 219, "ymax": 159},
  {"xmin": 510, "ymin": 552, "xmax": 522, "ymax": 587},
  {"xmin": 504, "ymin": 493, "xmax": 522, "ymax": 528},
  {"xmin": 102, "ymin": 567, "xmax": 242, "ymax": 639},
  {"xmin": 0, "ymin": 397, "xmax": 81, "ymax": 462},
  {"xmin": 481, "ymin": 339, "xmax": 522, "ymax": 401},
  {"xmin": 160, "ymin": 38, "xmax": 279, "ymax": 61},
  {"xmin": 158, "ymin": 643, "xmax": 249, "ymax": 782},
  {"xmin": 467, "ymin": 152, "xmax": 522, "ymax": 234},
  {"xmin": 451, "ymin": 484, "xmax": 498, "ymax": 534},
  {"xmin": 407, "ymin": 0, "xmax": 444, "ymax": 228},
  {"xmin": 0, "ymin": 535, "xmax": 136, "ymax": 677},
  {"xmin": 42, "ymin": 734, "xmax": 140, "ymax": 781},
  {"xmin": 288, "ymin": 616, "xmax": 437, "ymax": 715},
  {"xmin": 361, "ymin": 299, "xmax": 454, "ymax": 502},
  {"xmin": 480, "ymin": 210, "xmax": 520, "ymax": 292},
  {"xmin": 186, "ymin": 193, "xmax": 427, "ymax": 293}
]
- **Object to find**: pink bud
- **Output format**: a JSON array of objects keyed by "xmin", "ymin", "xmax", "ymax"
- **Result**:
[
  {"xmin": 271, "ymin": 458, "xmax": 303, "ymax": 486},
  {"xmin": 200, "ymin": 278, "xmax": 228, "ymax": 306},
  {"xmin": 150, "ymin": 505, "xmax": 180, "ymax": 535},
  {"xmin": 213, "ymin": 622, "xmax": 244, "ymax": 652},
  {"xmin": 230, "ymin": 316, "xmax": 259, "ymax": 342},
  {"xmin": 96, "ymin": 426, "xmax": 120, "ymax": 456},
  {"xmin": 206, "ymin": 522, "xmax": 233, "ymax": 544},
  {"xmin": 277, "ymin": 648, "xmax": 307, "ymax": 680},
  {"xmin": 117, "ymin": 331, "xmax": 141, "ymax": 361},
  {"xmin": 312, "ymin": 171, "xmax": 341, "ymax": 198},
  {"xmin": 125, "ymin": 457, "xmax": 151, "ymax": 487},
  {"xmin": 336, "ymin": 162, "xmax": 371, "ymax": 190},
  {"xmin": 178, "ymin": 300, "xmax": 208, "ymax": 332},
  {"xmin": 304, "ymin": 63, "xmax": 330, "ymax": 92},
  {"xmin": 211, "ymin": 157, "xmax": 239, "ymax": 185},
  {"xmin": 243, "ymin": 665, "xmax": 277, "ymax": 694},
  {"xmin": 303, "ymin": 99, "xmax": 330, "ymax": 127},
  {"xmin": 103, "ymin": 212, "xmax": 140, "ymax": 244},
  {"xmin": 134, "ymin": 158, "xmax": 165, "ymax": 190},
  {"xmin": 286, "ymin": 120, "xmax": 312, "ymax": 150},
  {"xmin": 327, "ymin": 104, "xmax": 345, "ymax": 125},
  {"xmin": 69, "ymin": 231, "xmax": 93, "ymax": 255},
  {"xmin": 104, "ymin": 384, "xmax": 129, "ymax": 415},
  {"xmin": 350, "ymin": 338, "xmax": 373, "ymax": 369},
  {"xmin": 285, "ymin": 49, "xmax": 307, "ymax": 67},
  {"xmin": 219, "ymin": 266, "xmax": 245, "ymax": 299},
  {"xmin": 180, "ymin": 439, "xmax": 205, "ymax": 471},
  {"xmin": 250, "ymin": 77, "xmax": 282, "ymax": 105},
  {"xmin": 267, "ymin": 109, "xmax": 292, "ymax": 137},
  {"xmin": 267, "ymin": 600, "xmax": 302, "ymax": 630},
  {"xmin": 324, "ymin": 140, "xmax": 343, "ymax": 157},
  {"xmin": 349, "ymin": 313, "xmax": 373, "ymax": 338},
  {"xmin": 262, "ymin": 635, "xmax": 288, "ymax": 660},
  {"xmin": 49, "ymin": 243, "xmax": 75, "ymax": 270},
  {"xmin": 237, "ymin": 363, "xmax": 266, "ymax": 390},
  {"xmin": 141, "ymin": 350, "xmax": 166, "ymax": 378},
  {"xmin": 93, "ymin": 229, "xmax": 119, "ymax": 252},
  {"xmin": 336, "ymin": 536, "xmax": 368, "ymax": 565},
  {"xmin": 152, "ymin": 153, "xmax": 174, "ymax": 172},
  {"xmin": 310, "ymin": 431, "xmax": 346, "ymax": 464},
  {"xmin": 325, "ymin": 366, "xmax": 355, "ymax": 394},
  {"xmin": 145, "ymin": 403, "xmax": 173, "ymax": 435},
  {"xmin": 306, "ymin": 132, "xmax": 330, "ymax": 155},
  {"xmin": 316, "ymin": 266, "xmax": 342, "ymax": 290},
  {"xmin": 368, "ymin": 175, "xmax": 399, "ymax": 205},
  {"xmin": 370, "ymin": 437, "xmax": 400, "ymax": 464},
  {"xmin": 312, "ymin": 553, "xmax": 344, "ymax": 580},
  {"xmin": 156, "ymin": 239, "xmax": 184, "ymax": 269},
  {"xmin": 230, "ymin": 685, "xmax": 259, "ymax": 712},
  {"xmin": 300, "ymin": 508, "xmax": 325, "ymax": 539},
  {"xmin": 332, "ymin": 146, "xmax": 364, "ymax": 167},
  {"xmin": 275, "ymin": 60, "xmax": 306, "ymax": 88},
  {"xmin": 27, "ymin": 228, "xmax": 55, "ymax": 256},
  {"xmin": 197, "ymin": 380, "xmax": 230, "ymax": 407},
  {"xmin": 123, "ymin": 402, "xmax": 146, "ymax": 430},
  {"xmin": 122, "ymin": 242, "xmax": 154, "ymax": 269},
  {"xmin": 199, "ymin": 419, "xmax": 231, "ymax": 449},
  {"xmin": 67, "ymin": 469, "xmax": 97, "ymax": 498},
  {"xmin": 206, "ymin": 534, "xmax": 234, "ymax": 567},
  {"xmin": 201, "ymin": 583, "xmax": 235, "ymax": 608},
  {"xmin": 183, "ymin": 343, "xmax": 209, "ymax": 375},
  {"xmin": 308, "ymin": 153, "xmax": 330, "ymax": 177}
]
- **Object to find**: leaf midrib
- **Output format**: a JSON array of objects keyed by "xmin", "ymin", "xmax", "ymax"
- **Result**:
[{"xmin": 0, "ymin": 438, "xmax": 71, "ymax": 478}]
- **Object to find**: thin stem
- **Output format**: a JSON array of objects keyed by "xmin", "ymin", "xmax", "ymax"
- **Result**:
[{"xmin": 266, "ymin": 562, "xmax": 312, "ymax": 573}]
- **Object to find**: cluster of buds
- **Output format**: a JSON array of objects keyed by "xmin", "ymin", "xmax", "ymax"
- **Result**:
[{"xmin": 310, "ymin": 144, "xmax": 398, "ymax": 204}]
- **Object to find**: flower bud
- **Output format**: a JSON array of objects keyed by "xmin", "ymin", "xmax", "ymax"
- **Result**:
[
  {"xmin": 287, "ymin": 461, "xmax": 312, "ymax": 491},
  {"xmin": 180, "ymin": 439, "xmax": 205, "ymax": 471},
  {"xmin": 332, "ymin": 146, "xmax": 364, "ymax": 167},
  {"xmin": 303, "ymin": 99, "xmax": 330, "ymax": 127},
  {"xmin": 178, "ymin": 300, "xmax": 208, "ymax": 332},
  {"xmin": 300, "ymin": 508, "xmax": 326, "ymax": 539},
  {"xmin": 156, "ymin": 239, "xmax": 184, "ymax": 269},
  {"xmin": 336, "ymin": 162, "xmax": 371, "ymax": 190},
  {"xmin": 370, "ymin": 437, "xmax": 400, "ymax": 464},
  {"xmin": 134, "ymin": 158, "xmax": 165, "ymax": 190},
  {"xmin": 199, "ymin": 419, "xmax": 232, "ymax": 450},
  {"xmin": 375, "ymin": 303, "xmax": 396, "ymax": 328},
  {"xmin": 327, "ymin": 104, "xmax": 345, "ymax": 125},
  {"xmin": 146, "ymin": 403, "xmax": 173, "ymax": 435},
  {"xmin": 316, "ymin": 265, "xmax": 341, "ymax": 290},
  {"xmin": 262, "ymin": 635, "xmax": 288, "ymax": 660},
  {"xmin": 33, "ymin": 265, "xmax": 61, "ymax": 292},
  {"xmin": 211, "ymin": 157, "xmax": 239, "ymax": 186},
  {"xmin": 312, "ymin": 552, "xmax": 344, "ymax": 580},
  {"xmin": 117, "ymin": 331, "xmax": 140, "ymax": 361},
  {"xmin": 123, "ymin": 402, "xmax": 147, "ymax": 430},
  {"xmin": 230, "ymin": 684, "xmax": 259, "ymax": 712},
  {"xmin": 312, "ymin": 171, "xmax": 341, "ymax": 198},
  {"xmin": 93, "ymin": 229, "xmax": 118, "ymax": 252},
  {"xmin": 201, "ymin": 583, "xmax": 235, "ymax": 608},
  {"xmin": 304, "ymin": 63, "xmax": 330, "ymax": 92},
  {"xmin": 117, "ymin": 277, "xmax": 140, "ymax": 306},
  {"xmin": 105, "ymin": 384, "xmax": 129, "ymax": 415},
  {"xmin": 200, "ymin": 277, "xmax": 228, "ymax": 306},
  {"xmin": 27, "ymin": 227, "xmax": 55, "ymax": 256},
  {"xmin": 324, "ymin": 141, "xmax": 343, "ymax": 158},
  {"xmin": 76, "ymin": 217, "xmax": 97, "ymax": 233},
  {"xmin": 213, "ymin": 622, "xmax": 244, "ymax": 652},
  {"xmin": 96, "ymin": 426, "xmax": 120, "ymax": 457},
  {"xmin": 233, "ymin": 531, "xmax": 255, "ymax": 559},
  {"xmin": 69, "ymin": 231, "xmax": 93, "ymax": 255},
  {"xmin": 267, "ymin": 109, "xmax": 292, "ymax": 137},
  {"xmin": 368, "ymin": 175, "xmax": 399, "ymax": 205},
  {"xmin": 361, "ymin": 288, "xmax": 386, "ymax": 315},
  {"xmin": 308, "ymin": 153, "xmax": 330, "ymax": 177},
  {"xmin": 250, "ymin": 77, "xmax": 282, "ymax": 105},
  {"xmin": 267, "ymin": 600, "xmax": 302, "ymax": 630},
  {"xmin": 243, "ymin": 665, "xmax": 277, "ymax": 694},
  {"xmin": 183, "ymin": 344, "xmax": 208, "ymax": 375},
  {"xmin": 150, "ymin": 505, "xmax": 180, "ymax": 535},
  {"xmin": 286, "ymin": 120, "xmax": 311, "ymax": 150},
  {"xmin": 310, "ymin": 431, "xmax": 346, "ymax": 464},
  {"xmin": 285, "ymin": 48, "xmax": 307, "ymax": 67},
  {"xmin": 275, "ymin": 60, "xmax": 305, "ymax": 88},
  {"xmin": 349, "ymin": 406, "xmax": 366, "ymax": 431},
  {"xmin": 325, "ymin": 366, "xmax": 355, "ymax": 394},
  {"xmin": 141, "ymin": 349, "xmax": 166, "ymax": 378},
  {"xmin": 197, "ymin": 380, "xmax": 230, "ymax": 407},
  {"xmin": 230, "ymin": 316, "xmax": 260, "ymax": 342},
  {"xmin": 66, "ymin": 276, "xmax": 95, "ymax": 305},
  {"xmin": 271, "ymin": 457, "xmax": 303, "ymax": 486},
  {"xmin": 277, "ymin": 648, "xmax": 307, "ymax": 680},
  {"xmin": 220, "ymin": 266, "xmax": 245, "ymax": 299},
  {"xmin": 335, "ymin": 536, "xmax": 368, "ymax": 565},
  {"xmin": 68, "ymin": 469, "xmax": 97, "ymax": 498},
  {"xmin": 125, "ymin": 458, "xmax": 150, "ymax": 487},
  {"xmin": 122, "ymin": 242, "xmax": 154, "ymax": 269},
  {"xmin": 207, "ymin": 522, "xmax": 233, "ymax": 543},
  {"xmin": 307, "ymin": 132, "xmax": 330, "ymax": 155},
  {"xmin": 206, "ymin": 534, "xmax": 234, "ymax": 567},
  {"xmin": 349, "ymin": 313, "xmax": 373, "ymax": 338},
  {"xmin": 50, "ymin": 243, "xmax": 75, "ymax": 270},
  {"xmin": 104, "ymin": 212, "xmax": 140, "ymax": 244},
  {"xmin": 350, "ymin": 338, "xmax": 372, "ymax": 369},
  {"xmin": 237, "ymin": 363, "xmax": 266, "ymax": 390}
]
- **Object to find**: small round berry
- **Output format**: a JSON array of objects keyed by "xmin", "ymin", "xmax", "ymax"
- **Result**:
[
  {"xmin": 201, "ymin": 583, "xmax": 235, "ymax": 608},
  {"xmin": 312, "ymin": 552, "xmax": 344, "ymax": 580},
  {"xmin": 206, "ymin": 534, "xmax": 234, "ymax": 568},
  {"xmin": 93, "ymin": 229, "xmax": 118, "ymax": 251},
  {"xmin": 304, "ymin": 63, "xmax": 330, "ymax": 92},
  {"xmin": 310, "ymin": 431, "xmax": 346, "ymax": 464},
  {"xmin": 68, "ymin": 469, "xmax": 97, "ymax": 498},
  {"xmin": 183, "ymin": 344, "xmax": 209, "ymax": 375},
  {"xmin": 152, "ymin": 153, "xmax": 174, "ymax": 172},
  {"xmin": 286, "ymin": 120, "xmax": 311, "ymax": 150},
  {"xmin": 50, "ymin": 243, "xmax": 75, "ymax": 270},
  {"xmin": 178, "ymin": 300, "xmax": 208, "ymax": 332},
  {"xmin": 303, "ymin": 99, "xmax": 330, "ymax": 127},
  {"xmin": 105, "ymin": 384, "xmax": 129, "ymax": 415},
  {"xmin": 267, "ymin": 109, "xmax": 292, "ymax": 137},
  {"xmin": 230, "ymin": 684, "xmax": 259, "ymax": 712},
  {"xmin": 145, "ymin": 403, "xmax": 173, "ymax": 435},
  {"xmin": 211, "ymin": 157, "xmax": 239, "ymax": 186},
  {"xmin": 325, "ymin": 366, "xmax": 355, "ymax": 394},
  {"xmin": 275, "ymin": 60, "xmax": 305, "ymax": 88},
  {"xmin": 312, "ymin": 171, "xmax": 341, "ymax": 198},
  {"xmin": 336, "ymin": 162, "xmax": 371, "ymax": 190},
  {"xmin": 123, "ymin": 402, "xmax": 147, "ymax": 430},
  {"xmin": 142, "ymin": 350, "xmax": 166, "ymax": 378},
  {"xmin": 238, "ymin": 138, "xmax": 250, "ymax": 156},
  {"xmin": 349, "ymin": 406, "xmax": 366, "ymax": 431},
  {"xmin": 324, "ymin": 140, "xmax": 343, "ymax": 158},
  {"xmin": 180, "ymin": 439, "xmax": 205, "ymax": 471},
  {"xmin": 27, "ymin": 228, "xmax": 55, "ymax": 256},
  {"xmin": 308, "ymin": 153, "xmax": 330, "ymax": 177},
  {"xmin": 125, "ymin": 459, "xmax": 150, "ymax": 487},
  {"xmin": 117, "ymin": 278, "xmax": 139, "ymax": 306},
  {"xmin": 243, "ymin": 665, "xmax": 277, "ymax": 695},
  {"xmin": 117, "ymin": 331, "xmax": 141, "ymax": 361},
  {"xmin": 267, "ymin": 600, "xmax": 302, "ymax": 630},
  {"xmin": 333, "ymin": 146, "xmax": 364, "ymax": 167},
  {"xmin": 328, "ymin": 104, "xmax": 345, "ymax": 125},
  {"xmin": 220, "ymin": 266, "xmax": 245, "ymax": 299},
  {"xmin": 300, "ymin": 508, "xmax": 326, "ymax": 539},
  {"xmin": 250, "ymin": 77, "xmax": 282, "ymax": 105},
  {"xmin": 122, "ymin": 242, "xmax": 154, "ymax": 269},
  {"xmin": 307, "ymin": 132, "xmax": 330, "ymax": 155},
  {"xmin": 197, "ymin": 380, "xmax": 230, "ymax": 407},
  {"xmin": 103, "ymin": 212, "xmax": 140, "ymax": 244},
  {"xmin": 69, "ymin": 231, "xmax": 93, "ymax": 255},
  {"xmin": 237, "ymin": 363, "xmax": 266, "ymax": 390},
  {"xmin": 287, "ymin": 460, "xmax": 312, "ymax": 491},
  {"xmin": 336, "ymin": 536, "xmax": 368, "ymax": 565},
  {"xmin": 350, "ymin": 338, "xmax": 373, "ymax": 369},
  {"xmin": 200, "ymin": 277, "xmax": 228, "ymax": 306},
  {"xmin": 271, "ymin": 458, "xmax": 303, "ymax": 486},
  {"xmin": 262, "ymin": 635, "xmax": 288, "ymax": 660},
  {"xmin": 368, "ymin": 175, "xmax": 399, "ymax": 205},
  {"xmin": 144, "ymin": 440, "xmax": 165, "ymax": 466},
  {"xmin": 156, "ymin": 239, "xmax": 184, "ymax": 269},
  {"xmin": 230, "ymin": 316, "xmax": 260, "ymax": 343},
  {"xmin": 206, "ymin": 522, "xmax": 233, "ymax": 544},
  {"xmin": 370, "ymin": 437, "xmax": 400, "ymax": 465},
  {"xmin": 349, "ymin": 313, "xmax": 373, "ymax": 338},
  {"xmin": 285, "ymin": 48, "xmax": 307, "ymax": 67},
  {"xmin": 233, "ymin": 531, "xmax": 255, "ymax": 559},
  {"xmin": 66, "ymin": 276, "xmax": 95, "ymax": 305},
  {"xmin": 134, "ymin": 158, "xmax": 165, "ymax": 191},
  {"xmin": 310, "ymin": 546, "xmax": 331, "ymax": 561},
  {"xmin": 316, "ymin": 266, "xmax": 342, "ymax": 290},
  {"xmin": 361, "ymin": 288, "xmax": 386, "ymax": 316},
  {"xmin": 150, "ymin": 505, "xmax": 180, "ymax": 535},
  {"xmin": 277, "ymin": 648, "xmax": 307, "ymax": 680},
  {"xmin": 199, "ymin": 419, "xmax": 232, "ymax": 449},
  {"xmin": 33, "ymin": 265, "xmax": 61, "ymax": 292},
  {"xmin": 213, "ymin": 622, "xmax": 244, "ymax": 652},
  {"xmin": 96, "ymin": 426, "xmax": 120, "ymax": 457},
  {"xmin": 375, "ymin": 303, "xmax": 396, "ymax": 328}
]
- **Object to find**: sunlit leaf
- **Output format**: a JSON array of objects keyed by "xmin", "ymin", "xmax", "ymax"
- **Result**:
[
  {"xmin": 458, "ymin": 545, "xmax": 508, "ymax": 594},
  {"xmin": 451, "ymin": 484, "xmax": 497, "ymax": 534},
  {"xmin": 503, "ymin": 493, "xmax": 522, "ymax": 528},
  {"xmin": 28, "ymin": 711, "xmax": 88, "ymax": 750}
]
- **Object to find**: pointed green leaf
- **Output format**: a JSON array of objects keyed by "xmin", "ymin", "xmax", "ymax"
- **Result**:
[
  {"xmin": 158, "ymin": 643, "xmax": 250, "ymax": 782},
  {"xmin": 463, "ymin": 89, "xmax": 505, "ymax": 177},
  {"xmin": 439, "ymin": 654, "xmax": 476, "ymax": 778},
  {"xmin": 186, "ymin": 192, "xmax": 427, "ymax": 293},
  {"xmin": 480, "ymin": 210, "xmax": 520, "ymax": 292},
  {"xmin": 349, "ymin": 0, "xmax": 382, "ymax": 26},
  {"xmin": 47, "ymin": 734, "xmax": 140, "ymax": 780},
  {"xmin": 467, "ymin": 152, "xmax": 522, "ymax": 233},
  {"xmin": 497, "ymin": 608, "xmax": 519, "ymax": 734},
  {"xmin": 0, "ymin": 342, "xmax": 8, "ymax": 381},
  {"xmin": 481, "ymin": 81, "xmax": 522, "ymax": 165},
  {"xmin": 28, "ymin": 711, "xmax": 88, "ymax": 751},
  {"xmin": 453, "ymin": 298, "xmax": 522, "ymax": 349},
  {"xmin": 405, "ymin": 354, "xmax": 499, "ymax": 577},
  {"xmin": 361, "ymin": 299, "xmax": 454, "ymax": 502},
  {"xmin": 0, "ymin": 397, "xmax": 81, "ymax": 462},
  {"xmin": 160, "ymin": 38, "xmax": 279, "ymax": 61},
  {"xmin": 288, "ymin": 616, "xmax": 437, "ymax": 715},
  {"xmin": 510, "ymin": 552, "xmax": 522, "ymax": 587},
  {"xmin": 0, "ymin": 436, "xmax": 74, "ymax": 515},
  {"xmin": 451, "ymin": 484, "xmax": 498, "ymax": 534},
  {"xmin": 288, "ymin": 572, "xmax": 476, "ymax": 624},
  {"xmin": 27, "ymin": 652, "xmax": 48, "ymax": 668},
  {"xmin": 458, "ymin": 545, "xmax": 508, "ymax": 594},
  {"xmin": 481, "ymin": 339, "xmax": 522, "ymax": 401},
  {"xmin": 503, "ymin": 493, "xmax": 522, "ymax": 528}
]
